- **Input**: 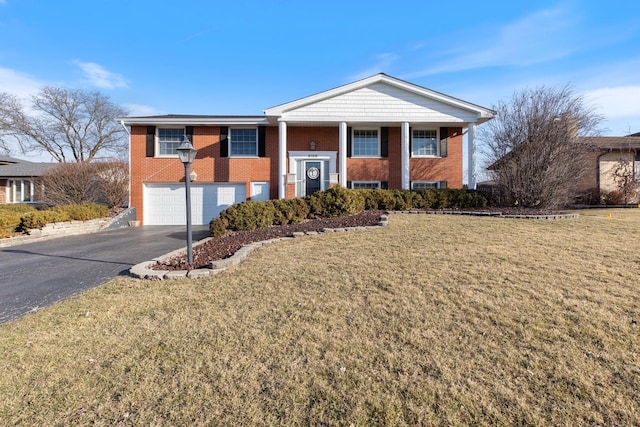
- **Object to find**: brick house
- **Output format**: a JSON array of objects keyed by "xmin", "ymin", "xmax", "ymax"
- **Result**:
[
  {"xmin": 119, "ymin": 74, "xmax": 495, "ymax": 225},
  {"xmin": 576, "ymin": 134, "xmax": 640, "ymax": 203},
  {"xmin": 0, "ymin": 156, "xmax": 55, "ymax": 204}
]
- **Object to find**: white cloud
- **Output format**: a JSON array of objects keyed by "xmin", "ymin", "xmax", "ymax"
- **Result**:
[
  {"xmin": 123, "ymin": 103, "xmax": 163, "ymax": 117},
  {"xmin": 0, "ymin": 66, "xmax": 43, "ymax": 100},
  {"xmin": 585, "ymin": 86, "xmax": 640, "ymax": 118},
  {"xmin": 404, "ymin": 6, "xmax": 585, "ymax": 78},
  {"xmin": 73, "ymin": 61, "xmax": 128, "ymax": 89}
]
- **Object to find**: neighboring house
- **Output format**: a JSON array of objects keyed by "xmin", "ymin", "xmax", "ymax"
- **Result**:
[
  {"xmin": 119, "ymin": 73, "xmax": 495, "ymax": 225},
  {"xmin": 576, "ymin": 134, "xmax": 640, "ymax": 203},
  {"xmin": 481, "ymin": 133, "xmax": 640, "ymax": 205},
  {"xmin": 0, "ymin": 156, "xmax": 56, "ymax": 204}
]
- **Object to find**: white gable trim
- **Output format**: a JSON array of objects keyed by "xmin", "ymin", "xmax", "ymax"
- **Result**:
[{"xmin": 264, "ymin": 73, "xmax": 494, "ymax": 123}]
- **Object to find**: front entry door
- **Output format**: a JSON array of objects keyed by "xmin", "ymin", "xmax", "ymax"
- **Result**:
[{"xmin": 305, "ymin": 161, "xmax": 321, "ymax": 196}]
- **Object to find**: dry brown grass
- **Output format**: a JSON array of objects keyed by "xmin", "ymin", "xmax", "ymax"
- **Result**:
[{"xmin": 1, "ymin": 208, "xmax": 639, "ymax": 426}]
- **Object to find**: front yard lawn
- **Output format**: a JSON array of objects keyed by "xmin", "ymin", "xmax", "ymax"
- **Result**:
[{"xmin": 1, "ymin": 209, "xmax": 638, "ymax": 425}]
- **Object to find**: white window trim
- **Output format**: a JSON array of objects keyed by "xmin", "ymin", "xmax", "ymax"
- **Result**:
[
  {"xmin": 411, "ymin": 128, "xmax": 440, "ymax": 158},
  {"xmin": 351, "ymin": 181, "xmax": 381, "ymax": 189},
  {"xmin": 229, "ymin": 127, "xmax": 259, "ymax": 158},
  {"xmin": 155, "ymin": 127, "xmax": 185, "ymax": 158},
  {"xmin": 411, "ymin": 181, "xmax": 441, "ymax": 190},
  {"xmin": 352, "ymin": 127, "xmax": 381, "ymax": 158},
  {"xmin": 7, "ymin": 179, "xmax": 36, "ymax": 203}
]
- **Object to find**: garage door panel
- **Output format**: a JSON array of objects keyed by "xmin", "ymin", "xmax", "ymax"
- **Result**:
[{"xmin": 144, "ymin": 183, "xmax": 246, "ymax": 225}]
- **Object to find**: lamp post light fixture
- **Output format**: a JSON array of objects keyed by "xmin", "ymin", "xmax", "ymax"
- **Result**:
[{"xmin": 176, "ymin": 138, "xmax": 198, "ymax": 265}]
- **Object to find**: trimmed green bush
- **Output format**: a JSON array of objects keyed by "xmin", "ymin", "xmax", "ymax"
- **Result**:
[
  {"xmin": 52, "ymin": 203, "xmax": 109, "ymax": 221},
  {"xmin": 307, "ymin": 186, "xmax": 365, "ymax": 218},
  {"xmin": 0, "ymin": 212, "xmax": 22, "ymax": 238},
  {"xmin": 209, "ymin": 217, "xmax": 227, "ymax": 238},
  {"xmin": 219, "ymin": 200, "xmax": 277, "ymax": 231},
  {"xmin": 272, "ymin": 198, "xmax": 310, "ymax": 225},
  {"xmin": 0, "ymin": 204, "xmax": 37, "ymax": 214},
  {"xmin": 18, "ymin": 210, "xmax": 71, "ymax": 231}
]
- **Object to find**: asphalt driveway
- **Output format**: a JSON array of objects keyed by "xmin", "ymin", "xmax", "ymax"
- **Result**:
[{"xmin": 0, "ymin": 225, "xmax": 210, "ymax": 324}]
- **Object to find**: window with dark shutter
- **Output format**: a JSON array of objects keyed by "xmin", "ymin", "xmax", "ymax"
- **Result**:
[
  {"xmin": 219, "ymin": 126, "xmax": 229, "ymax": 157},
  {"xmin": 381, "ymin": 127, "xmax": 389, "ymax": 157},
  {"xmin": 439, "ymin": 181, "xmax": 448, "ymax": 189},
  {"xmin": 258, "ymin": 126, "xmax": 266, "ymax": 157},
  {"xmin": 439, "ymin": 127, "xmax": 448, "ymax": 157},
  {"xmin": 185, "ymin": 126, "xmax": 194, "ymax": 143},
  {"xmin": 347, "ymin": 127, "xmax": 352, "ymax": 158},
  {"xmin": 146, "ymin": 126, "xmax": 155, "ymax": 157}
]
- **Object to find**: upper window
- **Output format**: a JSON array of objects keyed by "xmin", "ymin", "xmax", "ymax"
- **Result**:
[
  {"xmin": 157, "ymin": 128, "xmax": 184, "ymax": 156},
  {"xmin": 412, "ymin": 129, "xmax": 438, "ymax": 157},
  {"xmin": 230, "ymin": 128, "xmax": 258, "ymax": 157},
  {"xmin": 352, "ymin": 129, "xmax": 379, "ymax": 157}
]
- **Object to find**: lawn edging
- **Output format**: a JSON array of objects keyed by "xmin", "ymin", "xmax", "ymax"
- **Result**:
[{"xmin": 129, "ymin": 215, "xmax": 390, "ymax": 280}]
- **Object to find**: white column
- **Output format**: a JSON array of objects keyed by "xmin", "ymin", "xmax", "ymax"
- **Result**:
[
  {"xmin": 401, "ymin": 122, "xmax": 410, "ymax": 190},
  {"xmin": 278, "ymin": 120, "xmax": 287, "ymax": 199},
  {"xmin": 339, "ymin": 121, "xmax": 347, "ymax": 187},
  {"xmin": 468, "ymin": 122, "xmax": 477, "ymax": 189}
]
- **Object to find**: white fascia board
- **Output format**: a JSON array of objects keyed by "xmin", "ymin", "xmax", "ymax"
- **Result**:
[{"xmin": 117, "ymin": 116, "xmax": 269, "ymax": 126}]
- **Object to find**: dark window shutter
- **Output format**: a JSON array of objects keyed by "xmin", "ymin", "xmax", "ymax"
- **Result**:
[
  {"xmin": 439, "ymin": 181, "xmax": 448, "ymax": 189},
  {"xmin": 146, "ymin": 126, "xmax": 155, "ymax": 157},
  {"xmin": 347, "ymin": 180, "xmax": 352, "ymax": 189},
  {"xmin": 381, "ymin": 181, "xmax": 389, "ymax": 190},
  {"xmin": 347, "ymin": 127, "xmax": 352, "ymax": 158},
  {"xmin": 185, "ymin": 126, "xmax": 194, "ymax": 143},
  {"xmin": 220, "ymin": 126, "xmax": 229, "ymax": 157},
  {"xmin": 439, "ymin": 127, "xmax": 448, "ymax": 157},
  {"xmin": 409, "ymin": 127, "xmax": 412, "ymax": 157},
  {"xmin": 258, "ymin": 126, "xmax": 266, "ymax": 157},
  {"xmin": 381, "ymin": 127, "xmax": 389, "ymax": 157}
]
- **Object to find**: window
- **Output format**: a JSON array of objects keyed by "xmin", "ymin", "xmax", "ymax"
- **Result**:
[
  {"xmin": 230, "ymin": 128, "xmax": 258, "ymax": 156},
  {"xmin": 7, "ymin": 179, "xmax": 35, "ymax": 203},
  {"xmin": 411, "ymin": 181, "xmax": 440, "ymax": 190},
  {"xmin": 157, "ymin": 128, "xmax": 184, "ymax": 156},
  {"xmin": 351, "ymin": 181, "xmax": 381, "ymax": 189},
  {"xmin": 412, "ymin": 129, "xmax": 438, "ymax": 157},
  {"xmin": 352, "ymin": 129, "xmax": 379, "ymax": 157},
  {"xmin": 635, "ymin": 152, "xmax": 640, "ymax": 181}
]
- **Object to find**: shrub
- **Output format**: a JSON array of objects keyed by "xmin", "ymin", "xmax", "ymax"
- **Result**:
[
  {"xmin": 0, "ymin": 211, "xmax": 23, "ymax": 238},
  {"xmin": 0, "ymin": 204, "xmax": 37, "ymax": 214},
  {"xmin": 53, "ymin": 203, "xmax": 109, "ymax": 220},
  {"xmin": 272, "ymin": 198, "xmax": 310, "ymax": 225},
  {"xmin": 18, "ymin": 210, "xmax": 71, "ymax": 231},
  {"xmin": 219, "ymin": 201, "xmax": 276, "ymax": 231},
  {"xmin": 209, "ymin": 217, "xmax": 227, "ymax": 237},
  {"xmin": 602, "ymin": 190, "xmax": 624, "ymax": 205},
  {"xmin": 307, "ymin": 186, "xmax": 365, "ymax": 218}
]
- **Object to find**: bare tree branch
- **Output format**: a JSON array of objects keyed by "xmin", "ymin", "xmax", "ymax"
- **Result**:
[
  {"xmin": 0, "ymin": 87, "xmax": 128, "ymax": 162},
  {"xmin": 480, "ymin": 84, "xmax": 604, "ymax": 209}
]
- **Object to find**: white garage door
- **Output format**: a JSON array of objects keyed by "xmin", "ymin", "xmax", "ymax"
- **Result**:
[{"xmin": 144, "ymin": 183, "xmax": 246, "ymax": 225}]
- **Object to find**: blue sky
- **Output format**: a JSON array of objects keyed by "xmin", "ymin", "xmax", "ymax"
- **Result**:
[{"xmin": 1, "ymin": 0, "xmax": 640, "ymax": 161}]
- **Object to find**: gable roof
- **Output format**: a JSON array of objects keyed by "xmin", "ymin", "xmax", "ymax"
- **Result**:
[
  {"xmin": 264, "ymin": 73, "xmax": 495, "ymax": 125},
  {"xmin": 0, "ymin": 156, "xmax": 57, "ymax": 177}
]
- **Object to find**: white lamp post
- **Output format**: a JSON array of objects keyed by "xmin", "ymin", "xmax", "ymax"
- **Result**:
[{"xmin": 176, "ymin": 138, "xmax": 198, "ymax": 265}]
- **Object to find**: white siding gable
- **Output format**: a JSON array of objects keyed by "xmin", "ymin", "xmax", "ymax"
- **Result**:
[{"xmin": 280, "ymin": 82, "xmax": 480, "ymax": 123}]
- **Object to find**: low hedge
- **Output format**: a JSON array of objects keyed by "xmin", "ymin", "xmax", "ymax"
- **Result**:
[
  {"xmin": 17, "ymin": 203, "xmax": 109, "ymax": 232},
  {"xmin": 209, "ymin": 187, "xmax": 493, "ymax": 236},
  {"xmin": 0, "ymin": 205, "xmax": 37, "ymax": 238}
]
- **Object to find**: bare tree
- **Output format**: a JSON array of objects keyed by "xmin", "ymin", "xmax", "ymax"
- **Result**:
[
  {"xmin": 39, "ymin": 160, "xmax": 129, "ymax": 208},
  {"xmin": 610, "ymin": 156, "xmax": 639, "ymax": 204},
  {"xmin": 0, "ymin": 87, "xmax": 128, "ymax": 162},
  {"xmin": 480, "ymin": 84, "xmax": 603, "ymax": 209},
  {"xmin": 0, "ymin": 92, "xmax": 24, "ymax": 154}
]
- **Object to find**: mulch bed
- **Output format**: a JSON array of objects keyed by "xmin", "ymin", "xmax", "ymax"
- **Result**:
[
  {"xmin": 153, "ymin": 210, "xmax": 385, "ymax": 271},
  {"xmin": 153, "ymin": 207, "xmax": 569, "ymax": 271}
]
